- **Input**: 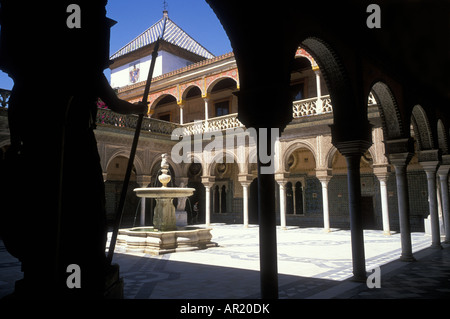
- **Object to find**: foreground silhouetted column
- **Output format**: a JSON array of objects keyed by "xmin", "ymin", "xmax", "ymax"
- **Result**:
[
  {"xmin": 257, "ymin": 130, "xmax": 279, "ymax": 299},
  {"xmin": 335, "ymin": 140, "xmax": 371, "ymax": 281},
  {"xmin": 344, "ymin": 153, "xmax": 367, "ymax": 281}
]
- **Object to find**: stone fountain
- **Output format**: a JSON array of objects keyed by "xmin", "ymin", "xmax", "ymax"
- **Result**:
[{"xmin": 116, "ymin": 154, "xmax": 215, "ymax": 255}]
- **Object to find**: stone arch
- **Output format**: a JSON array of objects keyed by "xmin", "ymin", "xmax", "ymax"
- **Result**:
[
  {"xmin": 106, "ymin": 149, "xmax": 144, "ymax": 177},
  {"xmin": 206, "ymin": 76, "xmax": 238, "ymax": 95},
  {"xmin": 326, "ymin": 145, "xmax": 338, "ymax": 169},
  {"xmin": 149, "ymin": 93, "xmax": 178, "ymax": 112},
  {"xmin": 181, "ymin": 84, "xmax": 203, "ymax": 101},
  {"xmin": 370, "ymin": 81, "xmax": 404, "ymax": 140},
  {"xmin": 437, "ymin": 119, "xmax": 449, "ymax": 155},
  {"xmin": 411, "ymin": 104, "xmax": 434, "ymax": 151},
  {"xmin": 295, "ymin": 47, "xmax": 318, "ymax": 69},
  {"xmin": 300, "ymin": 37, "xmax": 371, "ymax": 144},
  {"xmin": 208, "ymin": 148, "xmax": 241, "ymax": 176},
  {"xmin": 300, "ymin": 38, "xmax": 352, "ymax": 121},
  {"xmin": 181, "ymin": 152, "xmax": 204, "ymax": 176},
  {"xmin": 283, "ymin": 141, "xmax": 317, "ymax": 172}
]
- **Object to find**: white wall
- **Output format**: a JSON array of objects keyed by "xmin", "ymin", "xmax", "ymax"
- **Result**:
[
  {"xmin": 160, "ymin": 51, "xmax": 192, "ymax": 74},
  {"xmin": 110, "ymin": 54, "xmax": 159, "ymax": 89},
  {"xmin": 110, "ymin": 50, "xmax": 193, "ymax": 89}
]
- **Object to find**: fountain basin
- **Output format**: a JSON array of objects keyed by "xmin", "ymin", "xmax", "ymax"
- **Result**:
[{"xmin": 117, "ymin": 226, "xmax": 217, "ymax": 255}]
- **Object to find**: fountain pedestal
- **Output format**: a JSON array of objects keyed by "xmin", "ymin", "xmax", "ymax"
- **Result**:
[{"xmin": 153, "ymin": 198, "xmax": 177, "ymax": 231}]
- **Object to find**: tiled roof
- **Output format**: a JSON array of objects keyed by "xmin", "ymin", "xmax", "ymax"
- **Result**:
[{"xmin": 110, "ymin": 13, "xmax": 215, "ymax": 61}]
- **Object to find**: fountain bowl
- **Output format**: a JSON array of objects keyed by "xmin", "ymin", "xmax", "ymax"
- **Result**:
[{"xmin": 134, "ymin": 187, "xmax": 195, "ymax": 199}]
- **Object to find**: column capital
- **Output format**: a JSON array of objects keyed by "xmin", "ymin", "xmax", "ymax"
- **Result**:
[
  {"xmin": 136, "ymin": 174, "xmax": 152, "ymax": 188},
  {"xmin": 238, "ymin": 174, "xmax": 253, "ymax": 186},
  {"xmin": 388, "ymin": 152, "xmax": 414, "ymax": 167},
  {"xmin": 277, "ymin": 181, "xmax": 286, "ymax": 188},
  {"xmin": 275, "ymin": 172, "xmax": 290, "ymax": 183},
  {"xmin": 316, "ymin": 169, "xmax": 332, "ymax": 182},
  {"xmin": 317, "ymin": 175, "xmax": 332, "ymax": 184},
  {"xmin": 418, "ymin": 149, "xmax": 440, "ymax": 163},
  {"xmin": 333, "ymin": 140, "xmax": 372, "ymax": 157},
  {"xmin": 441, "ymin": 154, "xmax": 450, "ymax": 166},
  {"xmin": 437, "ymin": 165, "xmax": 450, "ymax": 177},
  {"xmin": 420, "ymin": 160, "xmax": 439, "ymax": 173},
  {"xmin": 373, "ymin": 164, "xmax": 391, "ymax": 181},
  {"xmin": 384, "ymin": 137, "xmax": 414, "ymax": 155},
  {"xmin": 201, "ymin": 175, "xmax": 215, "ymax": 187}
]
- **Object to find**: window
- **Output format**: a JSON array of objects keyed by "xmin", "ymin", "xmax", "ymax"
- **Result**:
[
  {"xmin": 293, "ymin": 83, "xmax": 305, "ymax": 101},
  {"xmin": 215, "ymin": 100, "xmax": 229, "ymax": 117}
]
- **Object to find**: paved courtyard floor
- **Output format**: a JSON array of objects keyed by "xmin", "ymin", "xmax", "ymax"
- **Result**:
[{"xmin": 1, "ymin": 223, "xmax": 449, "ymax": 300}]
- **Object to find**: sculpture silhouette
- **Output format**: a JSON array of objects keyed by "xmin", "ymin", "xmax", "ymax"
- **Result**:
[{"xmin": 0, "ymin": 1, "xmax": 146, "ymax": 299}]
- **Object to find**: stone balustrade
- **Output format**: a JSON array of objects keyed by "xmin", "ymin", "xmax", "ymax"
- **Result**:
[{"xmin": 0, "ymin": 91, "xmax": 378, "ymax": 137}]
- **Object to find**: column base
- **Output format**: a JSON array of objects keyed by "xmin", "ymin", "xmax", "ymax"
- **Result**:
[
  {"xmin": 400, "ymin": 254, "xmax": 416, "ymax": 262},
  {"xmin": 431, "ymin": 243, "xmax": 443, "ymax": 250},
  {"xmin": 350, "ymin": 274, "xmax": 367, "ymax": 283},
  {"xmin": 383, "ymin": 231, "xmax": 391, "ymax": 236}
]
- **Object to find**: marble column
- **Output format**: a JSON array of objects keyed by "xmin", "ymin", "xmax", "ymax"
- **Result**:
[
  {"xmin": 374, "ymin": 166, "xmax": 391, "ymax": 236},
  {"xmin": 203, "ymin": 97, "xmax": 209, "ymax": 121},
  {"xmin": 438, "ymin": 164, "xmax": 450, "ymax": 243},
  {"xmin": 278, "ymin": 181, "xmax": 287, "ymax": 230},
  {"xmin": 178, "ymin": 102, "xmax": 184, "ymax": 125},
  {"xmin": 136, "ymin": 175, "xmax": 152, "ymax": 226},
  {"xmin": 391, "ymin": 156, "xmax": 415, "ymax": 261},
  {"xmin": 241, "ymin": 182, "xmax": 250, "ymax": 227},
  {"xmin": 202, "ymin": 176, "xmax": 215, "ymax": 227},
  {"xmin": 421, "ymin": 161, "xmax": 443, "ymax": 249},
  {"xmin": 318, "ymin": 176, "xmax": 332, "ymax": 233},
  {"xmin": 314, "ymin": 68, "xmax": 323, "ymax": 113},
  {"xmin": 205, "ymin": 186, "xmax": 211, "ymax": 226}
]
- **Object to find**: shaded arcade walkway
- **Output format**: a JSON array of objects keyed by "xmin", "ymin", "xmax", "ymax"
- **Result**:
[{"xmin": 0, "ymin": 224, "xmax": 449, "ymax": 299}]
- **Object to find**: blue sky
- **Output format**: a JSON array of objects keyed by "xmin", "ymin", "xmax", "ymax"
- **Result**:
[{"xmin": 0, "ymin": 0, "xmax": 232, "ymax": 90}]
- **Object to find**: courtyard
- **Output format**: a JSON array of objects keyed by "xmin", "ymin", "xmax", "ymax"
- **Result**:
[{"xmin": 1, "ymin": 223, "xmax": 449, "ymax": 300}]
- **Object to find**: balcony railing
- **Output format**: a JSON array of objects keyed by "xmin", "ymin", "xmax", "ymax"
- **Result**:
[
  {"xmin": 96, "ymin": 107, "xmax": 179, "ymax": 135},
  {"xmin": 1, "ymin": 92, "xmax": 379, "ymax": 137}
]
